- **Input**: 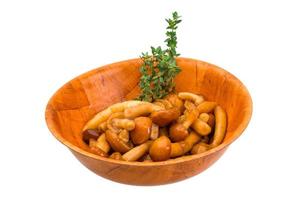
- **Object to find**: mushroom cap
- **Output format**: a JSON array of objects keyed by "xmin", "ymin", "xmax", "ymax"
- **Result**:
[
  {"xmin": 169, "ymin": 123, "xmax": 189, "ymax": 142},
  {"xmin": 105, "ymin": 129, "xmax": 132, "ymax": 153},
  {"xmin": 150, "ymin": 108, "xmax": 180, "ymax": 127},
  {"xmin": 82, "ymin": 129, "xmax": 100, "ymax": 144},
  {"xmin": 149, "ymin": 136, "xmax": 171, "ymax": 161},
  {"xmin": 130, "ymin": 117, "xmax": 152, "ymax": 145}
]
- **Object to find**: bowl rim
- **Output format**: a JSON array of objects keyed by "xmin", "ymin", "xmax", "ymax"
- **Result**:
[{"xmin": 45, "ymin": 57, "xmax": 253, "ymax": 166}]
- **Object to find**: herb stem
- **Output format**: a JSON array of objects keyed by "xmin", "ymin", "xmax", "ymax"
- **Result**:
[{"xmin": 138, "ymin": 11, "xmax": 182, "ymax": 102}]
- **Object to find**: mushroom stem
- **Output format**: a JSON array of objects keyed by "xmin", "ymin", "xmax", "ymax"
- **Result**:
[
  {"xmin": 83, "ymin": 100, "xmax": 146, "ymax": 130},
  {"xmin": 182, "ymin": 108, "xmax": 199, "ymax": 129},
  {"xmin": 118, "ymin": 129, "xmax": 129, "ymax": 143},
  {"xmin": 154, "ymin": 99, "xmax": 173, "ymax": 109},
  {"xmin": 124, "ymin": 103, "xmax": 163, "ymax": 119},
  {"xmin": 196, "ymin": 101, "xmax": 217, "ymax": 113},
  {"xmin": 111, "ymin": 118, "xmax": 135, "ymax": 131},
  {"xmin": 170, "ymin": 131, "xmax": 201, "ymax": 158},
  {"xmin": 210, "ymin": 106, "xmax": 227, "ymax": 147},
  {"xmin": 178, "ymin": 92, "xmax": 204, "ymax": 105},
  {"xmin": 96, "ymin": 134, "xmax": 111, "ymax": 153},
  {"xmin": 150, "ymin": 123, "xmax": 159, "ymax": 140},
  {"xmin": 169, "ymin": 123, "xmax": 189, "ymax": 142},
  {"xmin": 98, "ymin": 121, "xmax": 107, "ymax": 132},
  {"xmin": 170, "ymin": 142, "xmax": 185, "ymax": 158},
  {"xmin": 107, "ymin": 112, "xmax": 125, "ymax": 132},
  {"xmin": 122, "ymin": 141, "xmax": 152, "ymax": 161}
]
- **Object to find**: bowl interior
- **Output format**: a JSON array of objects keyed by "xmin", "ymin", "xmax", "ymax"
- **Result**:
[{"xmin": 45, "ymin": 57, "xmax": 252, "ymax": 160}]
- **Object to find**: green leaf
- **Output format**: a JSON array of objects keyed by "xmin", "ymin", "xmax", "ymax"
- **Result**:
[{"xmin": 138, "ymin": 11, "xmax": 182, "ymax": 102}]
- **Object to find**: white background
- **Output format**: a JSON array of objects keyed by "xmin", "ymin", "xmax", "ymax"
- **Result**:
[{"xmin": 0, "ymin": 0, "xmax": 299, "ymax": 199}]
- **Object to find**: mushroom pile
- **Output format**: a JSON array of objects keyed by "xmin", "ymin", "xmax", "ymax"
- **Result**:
[{"xmin": 82, "ymin": 92, "xmax": 227, "ymax": 162}]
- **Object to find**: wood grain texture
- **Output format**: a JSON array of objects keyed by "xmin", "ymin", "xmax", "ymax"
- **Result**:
[{"xmin": 45, "ymin": 57, "xmax": 252, "ymax": 185}]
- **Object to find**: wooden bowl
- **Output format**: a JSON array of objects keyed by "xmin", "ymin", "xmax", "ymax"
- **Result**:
[{"xmin": 45, "ymin": 57, "xmax": 252, "ymax": 185}]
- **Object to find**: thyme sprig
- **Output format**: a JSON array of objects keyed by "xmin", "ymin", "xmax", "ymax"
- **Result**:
[{"xmin": 138, "ymin": 12, "xmax": 182, "ymax": 102}]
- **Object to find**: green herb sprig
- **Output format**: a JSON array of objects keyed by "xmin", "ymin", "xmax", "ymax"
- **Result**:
[{"xmin": 138, "ymin": 12, "xmax": 182, "ymax": 102}]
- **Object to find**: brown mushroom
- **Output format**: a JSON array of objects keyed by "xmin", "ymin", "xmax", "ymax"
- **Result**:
[
  {"xmin": 170, "ymin": 131, "xmax": 201, "ymax": 158},
  {"xmin": 105, "ymin": 129, "xmax": 132, "ymax": 154},
  {"xmin": 150, "ymin": 107, "xmax": 180, "ymax": 127},
  {"xmin": 89, "ymin": 139, "xmax": 108, "ymax": 157},
  {"xmin": 169, "ymin": 123, "xmax": 189, "ymax": 142},
  {"xmin": 82, "ymin": 129, "xmax": 100, "ymax": 144},
  {"xmin": 183, "ymin": 131, "xmax": 201, "ymax": 153},
  {"xmin": 191, "ymin": 119, "xmax": 211, "ymax": 136},
  {"xmin": 182, "ymin": 103, "xmax": 200, "ymax": 129},
  {"xmin": 130, "ymin": 117, "xmax": 152, "ymax": 145},
  {"xmin": 164, "ymin": 93, "xmax": 184, "ymax": 113},
  {"xmin": 149, "ymin": 136, "xmax": 171, "ymax": 161},
  {"xmin": 170, "ymin": 101, "xmax": 199, "ymax": 146}
]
